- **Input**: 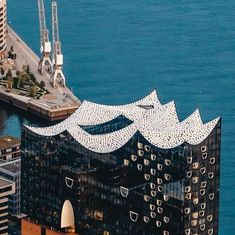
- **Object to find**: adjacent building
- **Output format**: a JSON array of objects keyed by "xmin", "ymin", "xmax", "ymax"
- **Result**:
[
  {"xmin": 0, "ymin": 0, "xmax": 7, "ymax": 59},
  {"xmin": 0, "ymin": 136, "xmax": 21, "ymax": 161},
  {"xmin": 0, "ymin": 177, "xmax": 15, "ymax": 235},
  {"xmin": 0, "ymin": 159, "xmax": 21, "ymax": 217},
  {"xmin": 21, "ymin": 90, "xmax": 221, "ymax": 235}
]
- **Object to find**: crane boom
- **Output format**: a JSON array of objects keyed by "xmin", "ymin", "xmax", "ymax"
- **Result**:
[
  {"xmin": 37, "ymin": 0, "xmax": 53, "ymax": 75},
  {"xmin": 50, "ymin": 1, "xmax": 66, "ymax": 88}
]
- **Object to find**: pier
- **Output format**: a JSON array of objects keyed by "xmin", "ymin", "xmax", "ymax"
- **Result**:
[{"xmin": 0, "ymin": 27, "xmax": 80, "ymax": 121}]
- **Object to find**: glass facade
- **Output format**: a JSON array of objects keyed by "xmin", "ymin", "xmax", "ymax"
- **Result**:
[{"xmin": 21, "ymin": 117, "xmax": 221, "ymax": 235}]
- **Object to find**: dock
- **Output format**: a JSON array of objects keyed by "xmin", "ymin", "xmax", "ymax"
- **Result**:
[{"xmin": 0, "ymin": 27, "xmax": 80, "ymax": 121}]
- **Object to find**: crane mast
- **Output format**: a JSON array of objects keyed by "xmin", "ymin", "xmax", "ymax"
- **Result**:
[
  {"xmin": 51, "ymin": 1, "xmax": 66, "ymax": 88},
  {"xmin": 38, "ymin": 0, "xmax": 53, "ymax": 75}
]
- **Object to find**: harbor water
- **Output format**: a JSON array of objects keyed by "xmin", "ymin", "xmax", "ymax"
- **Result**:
[{"xmin": 0, "ymin": 0, "xmax": 234, "ymax": 233}]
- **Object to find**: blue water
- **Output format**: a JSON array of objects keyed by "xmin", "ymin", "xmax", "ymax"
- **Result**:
[{"xmin": 0, "ymin": 0, "xmax": 234, "ymax": 234}]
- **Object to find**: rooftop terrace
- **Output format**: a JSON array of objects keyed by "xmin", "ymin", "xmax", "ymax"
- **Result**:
[{"xmin": 0, "ymin": 136, "xmax": 20, "ymax": 150}]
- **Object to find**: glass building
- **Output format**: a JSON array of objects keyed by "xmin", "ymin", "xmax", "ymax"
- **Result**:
[{"xmin": 21, "ymin": 90, "xmax": 221, "ymax": 235}]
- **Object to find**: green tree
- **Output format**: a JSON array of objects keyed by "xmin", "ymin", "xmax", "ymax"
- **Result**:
[
  {"xmin": 16, "ymin": 70, "xmax": 21, "ymax": 77},
  {"xmin": 0, "ymin": 68, "xmax": 4, "ymax": 78},
  {"xmin": 26, "ymin": 65, "xmax": 30, "ymax": 74},
  {"xmin": 29, "ymin": 85, "xmax": 37, "ymax": 97},
  {"xmin": 13, "ymin": 77, "xmax": 20, "ymax": 88},
  {"xmin": 6, "ymin": 70, "xmax": 12, "ymax": 80},
  {"xmin": 30, "ymin": 73, "xmax": 36, "ymax": 83},
  {"xmin": 39, "ymin": 80, "xmax": 45, "ymax": 88}
]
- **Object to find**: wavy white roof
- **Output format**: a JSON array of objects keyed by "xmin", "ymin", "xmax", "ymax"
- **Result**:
[{"xmin": 25, "ymin": 90, "xmax": 220, "ymax": 153}]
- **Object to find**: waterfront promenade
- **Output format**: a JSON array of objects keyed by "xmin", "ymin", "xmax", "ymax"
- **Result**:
[{"xmin": 0, "ymin": 26, "xmax": 80, "ymax": 121}]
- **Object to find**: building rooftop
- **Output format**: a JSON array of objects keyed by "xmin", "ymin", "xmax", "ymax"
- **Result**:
[
  {"xmin": 0, "ymin": 136, "xmax": 20, "ymax": 150},
  {"xmin": 0, "ymin": 159, "xmax": 21, "ymax": 173},
  {"xmin": 26, "ymin": 90, "xmax": 220, "ymax": 153},
  {"xmin": 0, "ymin": 177, "xmax": 13, "ymax": 188}
]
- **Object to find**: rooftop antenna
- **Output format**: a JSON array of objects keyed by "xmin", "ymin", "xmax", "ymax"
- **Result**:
[
  {"xmin": 37, "ymin": 0, "xmax": 53, "ymax": 75},
  {"xmin": 51, "ymin": 1, "xmax": 66, "ymax": 88}
]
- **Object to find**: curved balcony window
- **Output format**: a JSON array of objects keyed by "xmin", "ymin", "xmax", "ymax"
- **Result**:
[
  {"xmin": 144, "ymin": 195, "xmax": 150, "ymax": 202},
  {"xmin": 200, "ymin": 167, "xmax": 206, "ymax": 174},
  {"xmin": 65, "ymin": 177, "xmax": 74, "ymax": 188},
  {"xmin": 207, "ymin": 215, "xmax": 213, "ymax": 222},
  {"xmin": 200, "ymin": 224, "xmax": 206, "ymax": 231},
  {"xmin": 129, "ymin": 211, "xmax": 138, "ymax": 222},
  {"xmin": 137, "ymin": 164, "xmax": 142, "ymax": 171},
  {"xmin": 150, "ymin": 168, "xmax": 156, "ymax": 175},
  {"xmin": 144, "ymin": 145, "xmax": 151, "ymax": 152},
  {"xmin": 144, "ymin": 159, "xmax": 149, "ymax": 166},
  {"xmin": 157, "ymin": 178, "xmax": 162, "ymax": 184},
  {"xmin": 209, "ymin": 193, "xmax": 214, "ymax": 200},
  {"xmin": 156, "ymin": 200, "xmax": 162, "ymax": 206},
  {"xmin": 144, "ymin": 174, "xmax": 150, "ymax": 181},
  {"xmin": 210, "ymin": 157, "xmax": 215, "ymax": 164},
  {"xmin": 150, "ymin": 183, "xmax": 156, "ymax": 189},
  {"xmin": 187, "ymin": 157, "xmax": 192, "ymax": 163},
  {"xmin": 187, "ymin": 171, "xmax": 192, "ymax": 178},
  {"xmin": 199, "ymin": 210, "xmax": 205, "ymax": 217},
  {"xmin": 164, "ymin": 216, "xmax": 170, "ymax": 223},
  {"xmin": 157, "ymin": 164, "xmax": 163, "ymax": 171},
  {"xmin": 201, "ymin": 181, "xmax": 207, "ymax": 188},
  {"xmin": 201, "ymin": 203, "xmax": 206, "ymax": 210},
  {"xmin": 151, "ymin": 154, "xmax": 156, "ymax": 161},
  {"xmin": 201, "ymin": 146, "xmax": 207, "ymax": 152},
  {"xmin": 131, "ymin": 154, "xmax": 137, "ymax": 161},
  {"xmin": 184, "ymin": 208, "xmax": 191, "ymax": 214},
  {"xmin": 208, "ymin": 229, "xmax": 214, "ymax": 235},
  {"xmin": 165, "ymin": 159, "xmax": 171, "ymax": 166},
  {"xmin": 191, "ymin": 220, "xmax": 197, "ymax": 226},
  {"xmin": 138, "ymin": 150, "xmax": 144, "ymax": 157},
  {"xmin": 185, "ymin": 229, "xmax": 191, "ymax": 235},
  {"xmin": 184, "ymin": 229, "xmax": 191, "ymax": 235},
  {"xmin": 151, "ymin": 190, "xmax": 157, "ymax": 197},
  {"xmin": 143, "ymin": 216, "xmax": 149, "ymax": 223},
  {"xmin": 156, "ymin": 220, "xmax": 161, "ymax": 227},
  {"xmin": 157, "ymin": 207, "xmax": 163, "ymax": 213},
  {"xmin": 193, "ymin": 162, "xmax": 199, "ymax": 169},
  {"xmin": 137, "ymin": 142, "xmax": 143, "ymax": 149},
  {"xmin": 150, "ymin": 212, "xmax": 156, "ymax": 218},
  {"xmin": 208, "ymin": 172, "xmax": 214, "ymax": 179},
  {"xmin": 200, "ymin": 189, "xmax": 206, "ymax": 196},
  {"xmin": 202, "ymin": 152, "xmax": 208, "ymax": 159},
  {"xmin": 150, "ymin": 204, "xmax": 155, "ymax": 211},
  {"xmin": 185, "ymin": 186, "xmax": 191, "ymax": 193},
  {"xmin": 120, "ymin": 186, "xmax": 129, "ymax": 198}
]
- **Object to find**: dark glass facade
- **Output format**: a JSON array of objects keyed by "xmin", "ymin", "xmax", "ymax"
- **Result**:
[{"xmin": 21, "ymin": 116, "xmax": 221, "ymax": 235}]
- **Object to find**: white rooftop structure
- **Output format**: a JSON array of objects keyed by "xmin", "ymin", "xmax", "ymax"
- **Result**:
[{"xmin": 26, "ymin": 90, "xmax": 220, "ymax": 153}]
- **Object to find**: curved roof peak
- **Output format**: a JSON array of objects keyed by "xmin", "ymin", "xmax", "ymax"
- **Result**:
[{"xmin": 25, "ymin": 90, "xmax": 220, "ymax": 153}]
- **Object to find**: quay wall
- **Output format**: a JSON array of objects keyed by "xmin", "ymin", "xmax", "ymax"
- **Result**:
[{"xmin": 0, "ymin": 91, "xmax": 78, "ymax": 121}]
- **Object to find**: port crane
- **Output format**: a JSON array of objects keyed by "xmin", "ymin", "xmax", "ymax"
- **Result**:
[
  {"xmin": 38, "ymin": 0, "xmax": 53, "ymax": 75},
  {"xmin": 51, "ymin": 1, "xmax": 66, "ymax": 88}
]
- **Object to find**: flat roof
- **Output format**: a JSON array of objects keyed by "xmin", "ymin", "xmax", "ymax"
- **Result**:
[
  {"xmin": 0, "ymin": 177, "xmax": 13, "ymax": 188},
  {"xmin": 0, "ymin": 160, "xmax": 21, "ymax": 173},
  {"xmin": 0, "ymin": 136, "xmax": 20, "ymax": 150}
]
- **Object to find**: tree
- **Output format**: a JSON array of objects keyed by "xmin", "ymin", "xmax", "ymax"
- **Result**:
[
  {"xmin": 8, "ymin": 51, "xmax": 13, "ymax": 59},
  {"xmin": 16, "ymin": 70, "xmax": 21, "ymax": 77},
  {"xmin": 13, "ymin": 77, "xmax": 19, "ymax": 88},
  {"xmin": 29, "ymin": 73, "xmax": 36, "ymax": 83},
  {"xmin": 0, "ymin": 68, "xmax": 4, "ymax": 78},
  {"xmin": 26, "ymin": 65, "xmax": 30, "ymax": 74},
  {"xmin": 6, "ymin": 69, "xmax": 12, "ymax": 79},
  {"xmin": 29, "ymin": 85, "xmax": 37, "ymax": 97},
  {"xmin": 39, "ymin": 80, "xmax": 45, "ymax": 88}
]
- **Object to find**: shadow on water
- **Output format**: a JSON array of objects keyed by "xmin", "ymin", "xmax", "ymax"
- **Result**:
[{"xmin": 0, "ymin": 101, "xmax": 58, "ymax": 137}]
